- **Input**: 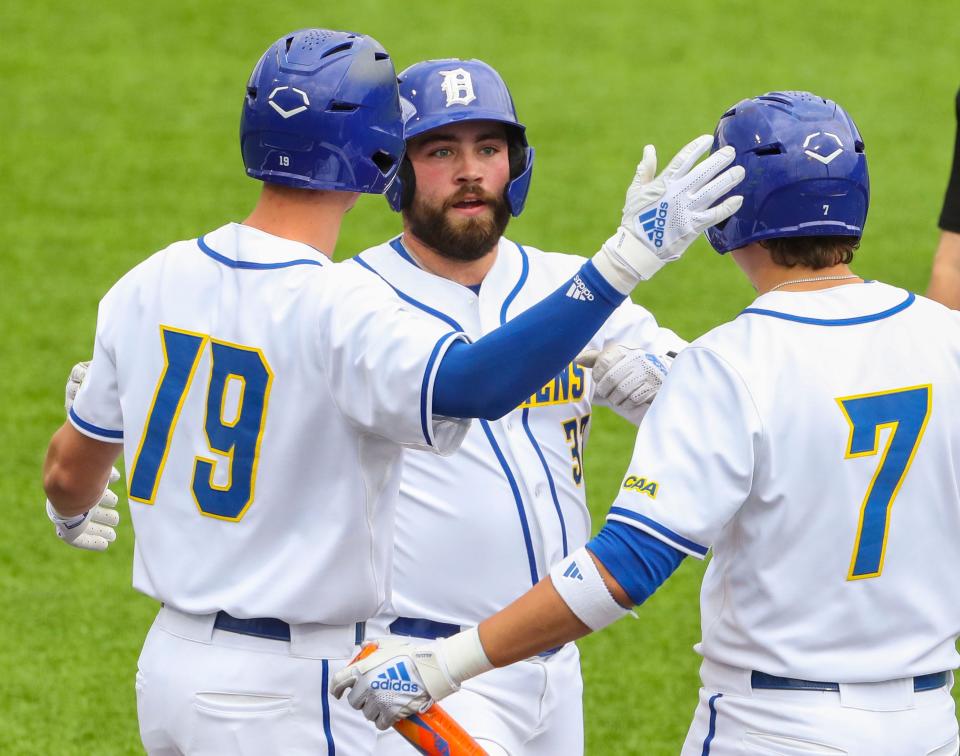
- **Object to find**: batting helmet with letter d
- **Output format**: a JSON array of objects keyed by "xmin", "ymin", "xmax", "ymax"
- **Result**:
[
  {"xmin": 240, "ymin": 29, "xmax": 405, "ymax": 194},
  {"xmin": 706, "ymin": 91, "xmax": 869, "ymax": 253},
  {"xmin": 386, "ymin": 58, "xmax": 534, "ymax": 216}
]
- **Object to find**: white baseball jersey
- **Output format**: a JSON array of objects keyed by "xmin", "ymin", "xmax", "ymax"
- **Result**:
[
  {"xmin": 70, "ymin": 222, "xmax": 469, "ymax": 625},
  {"xmin": 608, "ymin": 281, "xmax": 960, "ymax": 682},
  {"xmin": 354, "ymin": 236, "xmax": 684, "ymax": 628}
]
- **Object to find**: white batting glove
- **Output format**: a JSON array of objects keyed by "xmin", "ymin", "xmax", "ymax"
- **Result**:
[
  {"xmin": 331, "ymin": 637, "xmax": 455, "ymax": 730},
  {"xmin": 46, "ymin": 468, "xmax": 121, "ymax": 552},
  {"xmin": 65, "ymin": 360, "xmax": 90, "ymax": 414},
  {"xmin": 331, "ymin": 630, "xmax": 492, "ymax": 730},
  {"xmin": 593, "ymin": 135, "xmax": 745, "ymax": 292},
  {"xmin": 578, "ymin": 346, "xmax": 677, "ymax": 424}
]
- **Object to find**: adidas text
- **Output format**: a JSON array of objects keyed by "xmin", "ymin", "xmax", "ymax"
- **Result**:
[
  {"xmin": 370, "ymin": 680, "xmax": 421, "ymax": 693},
  {"xmin": 565, "ymin": 275, "xmax": 595, "ymax": 301}
]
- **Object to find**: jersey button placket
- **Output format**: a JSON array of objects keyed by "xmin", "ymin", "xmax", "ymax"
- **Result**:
[{"xmin": 494, "ymin": 416, "xmax": 548, "ymax": 565}]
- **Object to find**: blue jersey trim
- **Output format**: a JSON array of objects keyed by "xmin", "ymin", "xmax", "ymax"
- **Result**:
[
  {"xmin": 196, "ymin": 236, "xmax": 325, "ymax": 270},
  {"xmin": 69, "ymin": 407, "xmax": 123, "ymax": 440},
  {"xmin": 353, "ymin": 254, "xmax": 464, "ymax": 448},
  {"xmin": 480, "ymin": 419, "xmax": 540, "ymax": 586},
  {"xmin": 353, "ymin": 254, "xmax": 539, "ymax": 585},
  {"xmin": 388, "ymin": 236, "xmax": 419, "ymax": 267},
  {"xmin": 587, "ymin": 520, "xmax": 684, "ymax": 605},
  {"xmin": 420, "ymin": 332, "xmax": 458, "ymax": 447},
  {"xmin": 741, "ymin": 291, "xmax": 915, "ymax": 326},
  {"xmin": 321, "ymin": 659, "xmax": 335, "ymax": 755},
  {"xmin": 391, "ymin": 237, "xmax": 489, "ymax": 297},
  {"xmin": 352, "ymin": 255, "xmax": 463, "ymax": 331},
  {"xmin": 701, "ymin": 693, "xmax": 722, "ymax": 755},
  {"xmin": 500, "ymin": 243, "xmax": 529, "ymax": 324},
  {"xmin": 608, "ymin": 507, "xmax": 708, "ymax": 557},
  {"xmin": 521, "ymin": 408, "xmax": 568, "ymax": 557},
  {"xmin": 500, "ymin": 244, "xmax": 567, "ymax": 560}
]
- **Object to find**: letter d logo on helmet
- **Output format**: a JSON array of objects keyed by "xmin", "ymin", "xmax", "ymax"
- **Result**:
[
  {"xmin": 705, "ymin": 91, "xmax": 869, "ymax": 254},
  {"xmin": 240, "ymin": 29, "xmax": 405, "ymax": 194},
  {"xmin": 385, "ymin": 58, "xmax": 535, "ymax": 216}
]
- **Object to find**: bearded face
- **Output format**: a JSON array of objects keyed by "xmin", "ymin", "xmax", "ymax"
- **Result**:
[
  {"xmin": 402, "ymin": 121, "xmax": 513, "ymax": 262},
  {"xmin": 405, "ymin": 181, "xmax": 510, "ymax": 262}
]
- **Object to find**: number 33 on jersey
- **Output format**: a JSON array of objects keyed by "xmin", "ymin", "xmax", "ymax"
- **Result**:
[{"xmin": 128, "ymin": 326, "xmax": 272, "ymax": 522}]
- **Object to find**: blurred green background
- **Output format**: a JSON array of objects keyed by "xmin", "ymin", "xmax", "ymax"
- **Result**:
[{"xmin": 3, "ymin": 0, "xmax": 957, "ymax": 752}]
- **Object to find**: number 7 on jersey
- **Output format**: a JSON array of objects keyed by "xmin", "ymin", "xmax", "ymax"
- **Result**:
[{"xmin": 836, "ymin": 385, "xmax": 932, "ymax": 580}]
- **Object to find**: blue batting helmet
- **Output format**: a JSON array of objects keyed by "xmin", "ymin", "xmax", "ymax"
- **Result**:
[
  {"xmin": 385, "ymin": 58, "xmax": 534, "ymax": 216},
  {"xmin": 240, "ymin": 29, "xmax": 404, "ymax": 194},
  {"xmin": 706, "ymin": 91, "xmax": 869, "ymax": 254}
]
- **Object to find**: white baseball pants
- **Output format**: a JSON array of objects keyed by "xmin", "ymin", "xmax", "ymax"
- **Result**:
[
  {"xmin": 136, "ymin": 606, "xmax": 378, "ymax": 755},
  {"xmin": 682, "ymin": 659, "xmax": 959, "ymax": 756}
]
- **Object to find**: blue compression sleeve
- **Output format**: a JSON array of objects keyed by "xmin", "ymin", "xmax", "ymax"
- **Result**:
[
  {"xmin": 433, "ymin": 260, "xmax": 625, "ymax": 419},
  {"xmin": 587, "ymin": 520, "xmax": 686, "ymax": 606}
]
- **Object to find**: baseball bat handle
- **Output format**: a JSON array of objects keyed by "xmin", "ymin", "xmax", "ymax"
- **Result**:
[{"xmin": 350, "ymin": 644, "xmax": 486, "ymax": 755}]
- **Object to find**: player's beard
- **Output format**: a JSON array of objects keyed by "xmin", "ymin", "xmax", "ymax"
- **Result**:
[{"xmin": 406, "ymin": 184, "xmax": 510, "ymax": 262}]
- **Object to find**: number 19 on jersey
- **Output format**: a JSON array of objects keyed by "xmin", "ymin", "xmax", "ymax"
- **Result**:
[{"xmin": 128, "ymin": 326, "xmax": 273, "ymax": 521}]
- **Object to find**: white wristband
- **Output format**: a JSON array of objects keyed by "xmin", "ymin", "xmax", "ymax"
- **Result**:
[
  {"xmin": 593, "ymin": 226, "xmax": 665, "ymax": 294},
  {"xmin": 46, "ymin": 499, "xmax": 86, "ymax": 528},
  {"xmin": 550, "ymin": 547, "xmax": 630, "ymax": 631},
  {"xmin": 438, "ymin": 627, "xmax": 494, "ymax": 686}
]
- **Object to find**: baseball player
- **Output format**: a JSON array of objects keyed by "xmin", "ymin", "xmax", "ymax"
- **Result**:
[
  {"xmin": 927, "ymin": 86, "xmax": 960, "ymax": 308},
  {"xmin": 356, "ymin": 58, "xmax": 685, "ymax": 756},
  {"xmin": 334, "ymin": 91, "xmax": 960, "ymax": 756},
  {"xmin": 41, "ymin": 29, "xmax": 745, "ymax": 754}
]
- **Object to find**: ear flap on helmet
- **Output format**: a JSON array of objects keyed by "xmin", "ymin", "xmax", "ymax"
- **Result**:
[{"xmin": 506, "ymin": 146, "xmax": 534, "ymax": 217}]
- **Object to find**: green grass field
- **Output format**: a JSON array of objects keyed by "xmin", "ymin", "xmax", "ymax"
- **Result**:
[{"xmin": 3, "ymin": 0, "xmax": 958, "ymax": 752}]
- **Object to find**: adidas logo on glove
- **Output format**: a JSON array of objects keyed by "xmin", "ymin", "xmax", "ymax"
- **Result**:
[
  {"xmin": 370, "ymin": 661, "xmax": 421, "ymax": 693},
  {"xmin": 645, "ymin": 353, "xmax": 667, "ymax": 372},
  {"xmin": 638, "ymin": 202, "xmax": 669, "ymax": 248}
]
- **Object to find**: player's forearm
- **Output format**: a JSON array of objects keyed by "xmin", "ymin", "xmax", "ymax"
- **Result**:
[
  {"xmin": 476, "ymin": 551, "xmax": 633, "ymax": 668},
  {"xmin": 43, "ymin": 423, "xmax": 120, "ymax": 516},
  {"xmin": 433, "ymin": 260, "xmax": 625, "ymax": 419},
  {"xmin": 475, "ymin": 524, "xmax": 685, "ymax": 667},
  {"xmin": 477, "ymin": 578, "xmax": 595, "ymax": 667},
  {"xmin": 43, "ymin": 464, "xmax": 111, "ymax": 517},
  {"xmin": 332, "ymin": 551, "xmax": 636, "ymax": 722},
  {"xmin": 927, "ymin": 231, "xmax": 960, "ymax": 309}
]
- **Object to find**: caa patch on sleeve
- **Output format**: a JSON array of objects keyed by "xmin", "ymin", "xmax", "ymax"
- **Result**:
[{"xmin": 622, "ymin": 475, "xmax": 659, "ymax": 499}]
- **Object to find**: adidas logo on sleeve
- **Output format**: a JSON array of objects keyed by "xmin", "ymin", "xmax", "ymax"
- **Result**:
[
  {"xmin": 370, "ymin": 661, "xmax": 421, "ymax": 693},
  {"xmin": 563, "ymin": 561, "xmax": 584, "ymax": 580},
  {"xmin": 566, "ymin": 275, "xmax": 595, "ymax": 301}
]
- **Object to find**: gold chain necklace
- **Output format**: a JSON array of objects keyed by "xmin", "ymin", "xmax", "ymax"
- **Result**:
[{"xmin": 767, "ymin": 274, "xmax": 860, "ymax": 293}]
